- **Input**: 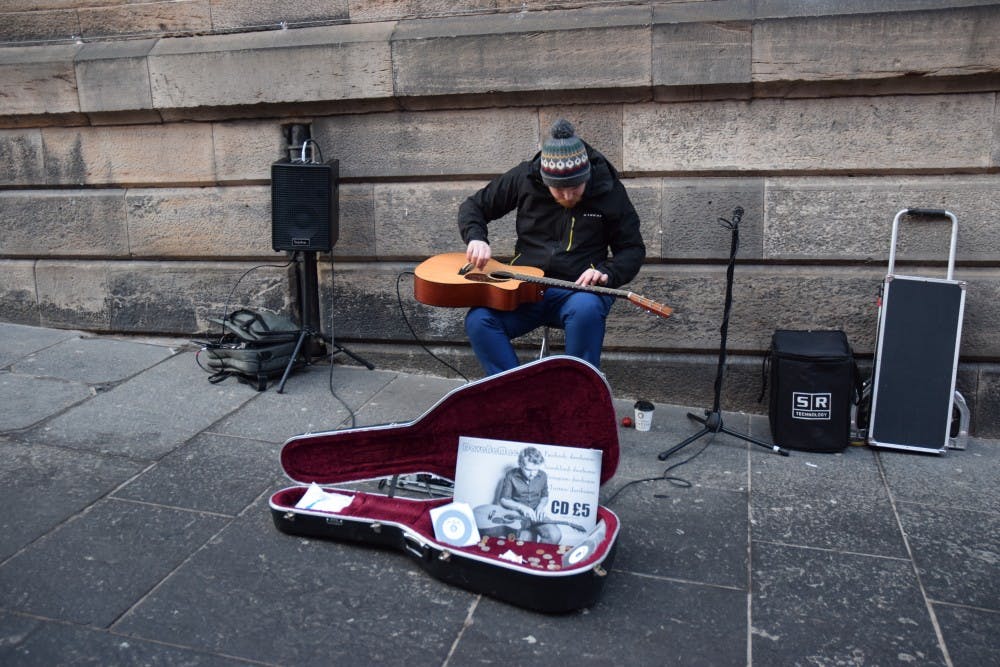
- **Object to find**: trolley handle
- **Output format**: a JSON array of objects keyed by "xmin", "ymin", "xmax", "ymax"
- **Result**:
[
  {"xmin": 888, "ymin": 208, "xmax": 958, "ymax": 281},
  {"xmin": 906, "ymin": 208, "xmax": 949, "ymax": 218}
]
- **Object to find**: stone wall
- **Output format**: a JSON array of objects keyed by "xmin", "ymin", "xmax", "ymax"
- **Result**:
[{"xmin": 2, "ymin": 0, "xmax": 1000, "ymax": 435}]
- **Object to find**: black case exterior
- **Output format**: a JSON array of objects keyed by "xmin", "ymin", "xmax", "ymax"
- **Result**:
[
  {"xmin": 268, "ymin": 356, "xmax": 621, "ymax": 613},
  {"xmin": 869, "ymin": 276, "xmax": 965, "ymax": 453},
  {"xmin": 768, "ymin": 330, "xmax": 855, "ymax": 453}
]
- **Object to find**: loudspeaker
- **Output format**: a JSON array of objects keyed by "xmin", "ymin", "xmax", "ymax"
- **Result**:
[{"xmin": 271, "ymin": 159, "xmax": 339, "ymax": 252}]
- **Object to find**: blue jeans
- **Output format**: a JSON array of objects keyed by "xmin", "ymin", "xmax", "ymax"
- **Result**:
[{"xmin": 465, "ymin": 288, "xmax": 615, "ymax": 375}]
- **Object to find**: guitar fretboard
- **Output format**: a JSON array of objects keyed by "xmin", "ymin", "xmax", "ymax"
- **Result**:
[{"xmin": 489, "ymin": 271, "xmax": 633, "ymax": 299}]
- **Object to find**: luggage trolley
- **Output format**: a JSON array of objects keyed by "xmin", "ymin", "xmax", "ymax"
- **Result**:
[{"xmin": 867, "ymin": 208, "xmax": 969, "ymax": 454}]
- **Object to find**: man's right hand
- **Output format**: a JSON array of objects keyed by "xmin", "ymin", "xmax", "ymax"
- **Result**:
[{"xmin": 466, "ymin": 240, "xmax": 491, "ymax": 270}]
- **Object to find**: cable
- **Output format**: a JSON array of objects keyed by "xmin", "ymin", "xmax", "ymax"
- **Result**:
[
  {"xmin": 602, "ymin": 437, "xmax": 712, "ymax": 506},
  {"xmin": 320, "ymin": 252, "xmax": 358, "ymax": 428},
  {"xmin": 395, "ymin": 270, "xmax": 469, "ymax": 382}
]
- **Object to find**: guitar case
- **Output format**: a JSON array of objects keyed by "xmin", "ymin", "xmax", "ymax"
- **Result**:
[{"xmin": 268, "ymin": 356, "xmax": 621, "ymax": 613}]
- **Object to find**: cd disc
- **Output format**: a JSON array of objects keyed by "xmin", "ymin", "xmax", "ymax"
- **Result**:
[
  {"xmin": 566, "ymin": 543, "xmax": 591, "ymax": 565},
  {"xmin": 434, "ymin": 509, "xmax": 473, "ymax": 545}
]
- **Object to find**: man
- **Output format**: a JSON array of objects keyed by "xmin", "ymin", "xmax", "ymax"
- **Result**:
[
  {"xmin": 494, "ymin": 447, "xmax": 560, "ymax": 544},
  {"xmin": 458, "ymin": 119, "xmax": 645, "ymax": 374}
]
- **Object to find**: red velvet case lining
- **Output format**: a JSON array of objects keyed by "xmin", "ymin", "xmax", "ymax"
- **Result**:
[{"xmin": 280, "ymin": 356, "xmax": 620, "ymax": 486}]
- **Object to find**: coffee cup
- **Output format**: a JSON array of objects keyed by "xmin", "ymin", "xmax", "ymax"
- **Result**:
[{"xmin": 634, "ymin": 400, "xmax": 655, "ymax": 431}]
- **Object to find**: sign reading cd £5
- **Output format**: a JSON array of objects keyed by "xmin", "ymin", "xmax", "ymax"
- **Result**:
[{"xmin": 430, "ymin": 502, "xmax": 481, "ymax": 547}]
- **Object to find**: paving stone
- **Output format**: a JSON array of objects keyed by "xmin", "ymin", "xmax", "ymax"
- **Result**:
[
  {"xmin": 896, "ymin": 502, "xmax": 1000, "ymax": 611},
  {"xmin": 0, "ymin": 373, "xmax": 93, "ymax": 432},
  {"xmin": 878, "ymin": 438, "xmax": 1000, "ymax": 514},
  {"xmin": 933, "ymin": 603, "xmax": 1000, "ymax": 666},
  {"xmin": 112, "ymin": 506, "xmax": 472, "ymax": 665},
  {"xmin": 0, "ymin": 323, "xmax": 79, "ymax": 369},
  {"xmin": 0, "ymin": 499, "xmax": 228, "ymax": 627},
  {"xmin": 1, "ymin": 328, "xmax": 996, "ymax": 664},
  {"xmin": 750, "ymin": 445, "xmax": 909, "ymax": 557},
  {"xmin": 451, "ymin": 572, "xmax": 747, "ymax": 665},
  {"xmin": 0, "ymin": 441, "xmax": 145, "ymax": 560},
  {"xmin": 23, "ymin": 351, "xmax": 255, "ymax": 459},
  {"xmin": 349, "ymin": 372, "xmax": 466, "ymax": 426},
  {"xmin": 610, "ymin": 484, "xmax": 749, "ymax": 589},
  {"xmin": 752, "ymin": 543, "xmax": 946, "ymax": 666},
  {"xmin": 0, "ymin": 617, "xmax": 249, "ymax": 666},
  {"xmin": 207, "ymin": 364, "xmax": 397, "ymax": 442},
  {"xmin": 10, "ymin": 336, "xmax": 175, "ymax": 386},
  {"xmin": 112, "ymin": 433, "xmax": 281, "ymax": 516}
]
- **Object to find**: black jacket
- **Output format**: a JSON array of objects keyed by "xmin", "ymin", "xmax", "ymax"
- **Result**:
[{"xmin": 457, "ymin": 144, "xmax": 645, "ymax": 289}]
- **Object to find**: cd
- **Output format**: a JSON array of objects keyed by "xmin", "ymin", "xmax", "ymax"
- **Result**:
[
  {"xmin": 434, "ymin": 509, "xmax": 474, "ymax": 545},
  {"xmin": 566, "ymin": 543, "xmax": 591, "ymax": 565}
]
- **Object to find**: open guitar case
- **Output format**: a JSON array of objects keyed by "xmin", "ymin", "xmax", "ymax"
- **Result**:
[{"xmin": 268, "ymin": 356, "xmax": 621, "ymax": 613}]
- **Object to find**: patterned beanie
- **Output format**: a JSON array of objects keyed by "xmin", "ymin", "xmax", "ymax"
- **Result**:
[{"xmin": 540, "ymin": 119, "xmax": 590, "ymax": 188}]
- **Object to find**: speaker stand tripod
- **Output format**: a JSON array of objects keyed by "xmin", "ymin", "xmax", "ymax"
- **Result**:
[
  {"xmin": 277, "ymin": 251, "xmax": 374, "ymax": 394},
  {"xmin": 658, "ymin": 208, "xmax": 788, "ymax": 460}
]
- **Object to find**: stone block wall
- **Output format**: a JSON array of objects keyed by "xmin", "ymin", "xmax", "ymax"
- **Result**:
[{"xmin": 2, "ymin": 0, "xmax": 1000, "ymax": 435}]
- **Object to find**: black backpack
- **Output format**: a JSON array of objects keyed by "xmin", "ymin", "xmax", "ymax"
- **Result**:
[{"xmin": 196, "ymin": 309, "xmax": 304, "ymax": 391}]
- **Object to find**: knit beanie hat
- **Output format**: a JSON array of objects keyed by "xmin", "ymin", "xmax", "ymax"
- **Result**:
[{"xmin": 540, "ymin": 119, "xmax": 590, "ymax": 188}]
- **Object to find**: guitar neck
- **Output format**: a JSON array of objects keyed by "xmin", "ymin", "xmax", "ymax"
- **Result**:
[
  {"xmin": 493, "ymin": 271, "xmax": 629, "ymax": 298},
  {"xmin": 491, "ymin": 270, "xmax": 673, "ymax": 320}
]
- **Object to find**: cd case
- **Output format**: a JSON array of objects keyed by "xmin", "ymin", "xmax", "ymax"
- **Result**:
[{"xmin": 268, "ymin": 356, "xmax": 621, "ymax": 613}]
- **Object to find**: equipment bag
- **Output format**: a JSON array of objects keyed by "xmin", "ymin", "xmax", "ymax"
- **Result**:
[
  {"xmin": 210, "ymin": 308, "xmax": 300, "ymax": 344},
  {"xmin": 762, "ymin": 330, "xmax": 859, "ymax": 453},
  {"xmin": 196, "ymin": 309, "xmax": 304, "ymax": 391}
]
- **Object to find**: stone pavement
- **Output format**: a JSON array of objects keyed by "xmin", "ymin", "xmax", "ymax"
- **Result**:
[{"xmin": 0, "ymin": 322, "xmax": 997, "ymax": 666}]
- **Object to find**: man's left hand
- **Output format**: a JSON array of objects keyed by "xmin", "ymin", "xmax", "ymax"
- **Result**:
[{"xmin": 575, "ymin": 268, "xmax": 609, "ymax": 287}]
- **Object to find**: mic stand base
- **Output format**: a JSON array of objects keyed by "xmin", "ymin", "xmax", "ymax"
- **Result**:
[
  {"xmin": 657, "ymin": 410, "xmax": 789, "ymax": 460},
  {"xmin": 276, "ymin": 332, "xmax": 376, "ymax": 394},
  {"xmin": 331, "ymin": 342, "xmax": 375, "ymax": 370}
]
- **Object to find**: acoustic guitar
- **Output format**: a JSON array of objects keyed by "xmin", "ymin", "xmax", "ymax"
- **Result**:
[{"xmin": 413, "ymin": 252, "xmax": 673, "ymax": 319}]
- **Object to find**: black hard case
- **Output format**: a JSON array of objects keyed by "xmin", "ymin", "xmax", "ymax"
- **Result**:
[
  {"xmin": 868, "ymin": 209, "xmax": 966, "ymax": 454},
  {"xmin": 268, "ymin": 356, "xmax": 621, "ymax": 613}
]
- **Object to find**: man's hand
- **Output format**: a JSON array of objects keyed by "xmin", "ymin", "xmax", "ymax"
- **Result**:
[
  {"xmin": 575, "ymin": 268, "xmax": 609, "ymax": 287},
  {"xmin": 466, "ymin": 240, "xmax": 491, "ymax": 270},
  {"xmin": 518, "ymin": 504, "xmax": 538, "ymax": 522}
]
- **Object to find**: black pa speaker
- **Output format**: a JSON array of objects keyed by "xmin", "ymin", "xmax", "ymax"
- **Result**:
[{"xmin": 271, "ymin": 159, "xmax": 339, "ymax": 252}]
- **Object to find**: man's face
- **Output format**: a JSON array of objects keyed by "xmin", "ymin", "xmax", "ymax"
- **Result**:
[
  {"xmin": 547, "ymin": 183, "xmax": 586, "ymax": 209},
  {"xmin": 520, "ymin": 461, "xmax": 542, "ymax": 479}
]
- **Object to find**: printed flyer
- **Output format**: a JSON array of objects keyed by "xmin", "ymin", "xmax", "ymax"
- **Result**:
[{"xmin": 452, "ymin": 436, "xmax": 602, "ymax": 547}]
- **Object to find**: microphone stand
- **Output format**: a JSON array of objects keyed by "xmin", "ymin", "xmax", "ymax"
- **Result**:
[{"xmin": 658, "ymin": 207, "xmax": 788, "ymax": 460}]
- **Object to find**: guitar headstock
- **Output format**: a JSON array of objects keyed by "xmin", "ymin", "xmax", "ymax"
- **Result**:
[{"xmin": 629, "ymin": 294, "xmax": 673, "ymax": 319}]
